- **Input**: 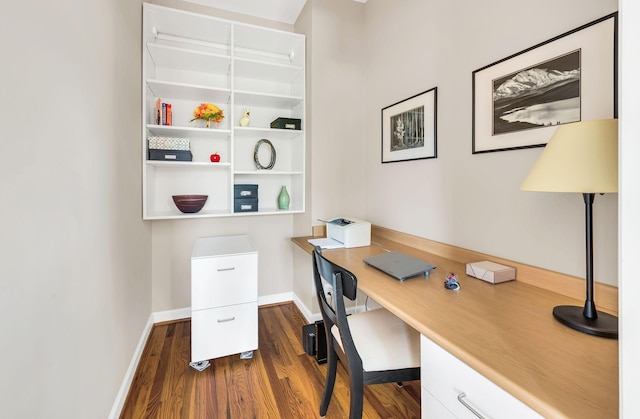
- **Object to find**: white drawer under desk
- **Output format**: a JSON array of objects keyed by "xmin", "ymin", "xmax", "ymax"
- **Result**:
[{"xmin": 420, "ymin": 334, "xmax": 542, "ymax": 419}]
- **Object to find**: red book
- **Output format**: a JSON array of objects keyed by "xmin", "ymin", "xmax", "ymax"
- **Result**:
[{"xmin": 166, "ymin": 104, "xmax": 172, "ymax": 126}]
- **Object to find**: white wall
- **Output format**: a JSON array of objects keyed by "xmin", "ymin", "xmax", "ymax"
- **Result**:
[
  {"xmin": 307, "ymin": 0, "xmax": 367, "ymax": 223},
  {"xmin": 291, "ymin": 0, "xmax": 367, "ymax": 317},
  {"xmin": 0, "ymin": 0, "xmax": 151, "ymax": 417},
  {"xmin": 362, "ymin": 0, "xmax": 619, "ymax": 286}
]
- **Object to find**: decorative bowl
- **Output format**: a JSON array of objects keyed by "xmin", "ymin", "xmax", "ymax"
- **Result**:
[{"xmin": 172, "ymin": 195, "xmax": 208, "ymax": 213}]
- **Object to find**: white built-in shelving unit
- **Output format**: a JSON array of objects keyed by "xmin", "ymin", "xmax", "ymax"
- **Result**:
[{"xmin": 142, "ymin": 3, "xmax": 305, "ymax": 220}]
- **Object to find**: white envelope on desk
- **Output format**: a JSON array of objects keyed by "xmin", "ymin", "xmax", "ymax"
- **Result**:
[{"xmin": 307, "ymin": 237, "xmax": 345, "ymax": 249}]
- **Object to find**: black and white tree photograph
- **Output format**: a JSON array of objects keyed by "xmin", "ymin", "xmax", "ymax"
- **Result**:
[
  {"xmin": 390, "ymin": 105, "xmax": 424, "ymax": 151},
  {"xmin": 492, "ymin": 50, "xmax": 581, "ymax": 135},
  {"xmin": 381, "ymin": 87, "xmax": 437, "ymax": 163}
]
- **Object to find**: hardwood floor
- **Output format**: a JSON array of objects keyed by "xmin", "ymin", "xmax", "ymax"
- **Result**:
[{"xmin": 120, "ymin": 303, "xmax": 421, "ymax": 418}]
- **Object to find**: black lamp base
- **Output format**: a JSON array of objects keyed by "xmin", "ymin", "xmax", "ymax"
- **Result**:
[{"xmin": 553, "ymin": 305, "xmax": 618, "ymax": 339}]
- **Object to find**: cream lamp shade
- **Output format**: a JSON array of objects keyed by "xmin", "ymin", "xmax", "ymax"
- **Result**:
[{"xmin": 520, "ymin": 119, "xmax": 618, "ymax": 193}]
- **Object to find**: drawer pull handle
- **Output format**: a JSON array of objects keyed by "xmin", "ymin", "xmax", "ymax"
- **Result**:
[
  {"xmin": 457, "ymin": 393, "xmax": 485, "ymax": 419},
  {"xmin": 217, "ymin": 317, "xmax": 235, "ymax": 323},
  {"xmin": 217, "ymin": 267, "xmax": 236, "ymax": 272}
]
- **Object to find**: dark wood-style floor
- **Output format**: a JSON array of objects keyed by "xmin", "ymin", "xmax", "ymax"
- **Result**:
[{"xmin": 120, "ymin": 302, "xmax": 421, "ymax": 418}]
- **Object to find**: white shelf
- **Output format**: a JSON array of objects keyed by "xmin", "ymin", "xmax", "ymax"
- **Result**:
[
  {"xmin": 234, "ymin": 170, "xmax": 303, "ymax": 175},
  {"xmin": 146, "ymin": 124, "xmax": 231, "ymax": 138},
  {"xmin": 232, "ymin": 207, "xmax": 305, "ymax": 216},
  {"xmin": 145, "ymin": 207, "xmax": 303, "ymax": 220},
  {"xmin": 234, "ymin": 90, "xmax": 303, "ymax": 108},
  {"xmin": 234, "ymin": 126, "xmax": 302, "ymax": 139},
  {"xmin": 147, "ymin": 43, "xmax": 230, "ymax": 75},
  {"xmin": 146, "ymin": 79, "xmax": 231, "ymax": 102},
  {"xmin": 234, "ymin": 58, "xmax": 303, "ymax": 84},
  {"xmin": 145, "ymin": 208, "xmax": 233, "ymax": 220},
  {"xmin": 147, "ymin": 161, "xmax": 231, "ymax": 168}
]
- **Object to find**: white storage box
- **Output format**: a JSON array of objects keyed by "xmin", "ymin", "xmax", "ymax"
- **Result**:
[
  {"xmin": 466, "ymin": 261, "xmax": 515, "ymax": 284},
  {"xmin": 148, "ymin": 136, "xmax": 190, "ymax": 151}
]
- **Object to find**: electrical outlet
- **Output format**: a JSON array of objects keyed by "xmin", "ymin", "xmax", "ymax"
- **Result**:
[{"xmin": 324, "ymin": 284, "xmax": 333, "ymax": 301}]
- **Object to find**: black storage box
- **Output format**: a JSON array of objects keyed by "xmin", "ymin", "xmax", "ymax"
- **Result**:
[
  {"xmin": 270, "ymin": 117, "xmax": 301, "ymax": 130},
  {"xmin": 234, "ymin": 198, "xmax": 258, "ymax": 212},
  {"xmin": 234, "ymin": 184, "xmax": 258, "ymax": 199},
  {"xmin": 148, "ymin": 149, "xmax": 192, "ymax": 162}
]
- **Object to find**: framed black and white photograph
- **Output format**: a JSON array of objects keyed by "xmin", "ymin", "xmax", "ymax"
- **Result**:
[
  {"xmin": 381, "ymin": 87, "xmax": 437, "ymax": 163},
  {"xmin": 472, "ymin": 13, "xmax": 617, "ymax": 154}
]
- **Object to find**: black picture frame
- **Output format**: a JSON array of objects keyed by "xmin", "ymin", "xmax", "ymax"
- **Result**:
[
  {"xmin": 472, "ymin": 13, "xmax": 617, "ymax": 154},
  {"xmin": 381, "ymin": 87, "xmax": 437, "ymax": 163}
]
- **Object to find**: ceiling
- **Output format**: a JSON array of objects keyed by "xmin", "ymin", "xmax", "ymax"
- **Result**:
[{"xmin": 182, "ymin": 0, "xmax": 366, "ymax": 25}]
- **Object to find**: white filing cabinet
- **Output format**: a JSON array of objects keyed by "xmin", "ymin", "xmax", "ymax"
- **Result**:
[
  {"xmin": 420, "ymin": 334, "xmax": 542, "ymax": 419},
  {"xmin": 191, "ymin": 235, "xmax": 258, "ymax": 363}
]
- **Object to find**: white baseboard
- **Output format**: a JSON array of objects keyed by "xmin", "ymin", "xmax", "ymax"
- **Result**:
[
  {"xmin": 293, "ymin": 293, "xmax": 321, "ymax": 323},
  {"xmin": 258, "ymin": 291, "xmax": 293, "ymax": 306},
  {"xmin": 292, "ymin": 293, "xmax": 371, "ymax": 324},
  {"xmin": 108, "ymin": 314, "xmax": 154, "ymax": 419},
  {"xmin": 153, "ymin": 307, "xmax": 191, "ymax": 323}
]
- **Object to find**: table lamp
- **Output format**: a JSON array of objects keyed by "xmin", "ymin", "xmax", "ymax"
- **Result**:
[{"xmin": 521, "ymin": 119, "xmax": 618, "ymax": 339}]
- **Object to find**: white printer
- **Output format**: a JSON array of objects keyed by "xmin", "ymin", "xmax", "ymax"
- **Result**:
[{"xmin": 326, "ymin": 217, "xmax": 371, "ymax": 248}]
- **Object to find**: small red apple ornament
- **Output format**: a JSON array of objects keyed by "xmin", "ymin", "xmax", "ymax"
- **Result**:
[{"xmin": 210, "ymin": 152, "xmax": 221, "ymax": 162}]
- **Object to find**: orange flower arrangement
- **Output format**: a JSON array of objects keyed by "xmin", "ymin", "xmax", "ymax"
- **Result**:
[{"xmin": 191, "ymin": 102, "xmax": 224, "ymax": 127}]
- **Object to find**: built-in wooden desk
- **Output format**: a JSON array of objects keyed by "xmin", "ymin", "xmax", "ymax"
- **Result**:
[{"xmin": 292, "ymin": 226, "xmax": 618, "ymax": 418}]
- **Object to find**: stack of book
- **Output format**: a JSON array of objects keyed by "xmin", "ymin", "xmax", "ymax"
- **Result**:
[{"xmin": 154, "ymin": 98, "xmax": 172, "ymax": 126}]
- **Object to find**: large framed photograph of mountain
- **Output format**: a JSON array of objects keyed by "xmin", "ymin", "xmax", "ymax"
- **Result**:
[
  {"xmin": 381, "ymin": 87, "xmax": 437, "ymax": 163},
  {"xmin": 472, "ymin": 13, "xmax": 617, "ymax": 154}
]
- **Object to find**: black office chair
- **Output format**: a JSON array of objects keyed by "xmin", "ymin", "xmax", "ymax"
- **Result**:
[{"xmin": 312, "ymin": 247, "xmax": 420, "ymax": 419}]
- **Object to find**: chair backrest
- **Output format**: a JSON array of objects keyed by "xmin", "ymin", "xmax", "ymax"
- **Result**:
[{"xmin": 312, "ymin": 247, "xmax": 363, "ymax": 371}]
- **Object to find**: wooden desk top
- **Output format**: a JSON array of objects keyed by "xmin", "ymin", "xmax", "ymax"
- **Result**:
[{"xmin": 292, "ymin": 233, "xmax": 619, "ymax": 418}]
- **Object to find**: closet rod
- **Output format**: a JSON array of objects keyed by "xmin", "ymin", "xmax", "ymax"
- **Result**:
[{"xmin": 153, "ymin": 27, "xmax": 295, "ymax": 63}]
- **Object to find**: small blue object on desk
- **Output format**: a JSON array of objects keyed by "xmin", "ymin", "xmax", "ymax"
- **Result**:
[{"xmin": 444, "ymin": 273, "xmax": 460, "ymax": 291}]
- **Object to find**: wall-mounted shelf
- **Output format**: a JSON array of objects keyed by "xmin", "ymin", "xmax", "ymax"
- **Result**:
[
  {"xmin": 147, "ymin": 161, "xmax": 231, "ymax": 168},
  {"xmin": 146, "ymin": 124, "xmax": 231, "ymax": 138},
  {"xmin": 142, "ymin": 3, "xmax": 305, "ymax": 220}
]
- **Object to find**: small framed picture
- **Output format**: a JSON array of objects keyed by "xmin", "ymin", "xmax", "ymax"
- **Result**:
[{"xmin": 381, "ymin": 87, "xmax": 437, "ymax": 163}]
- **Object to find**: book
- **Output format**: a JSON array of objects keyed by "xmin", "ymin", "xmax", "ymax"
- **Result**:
[
  {"xmin": 162, "ymin": 103, "xmax": 167, "ymax": 125},
  {"xmin": 155, "ymin": 98, "xmax": 162, "ymax": 125}
]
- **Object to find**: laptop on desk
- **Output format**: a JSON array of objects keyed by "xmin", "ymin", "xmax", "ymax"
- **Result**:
[{"xmin": 363, "ymin": 251, "xmax": 436, "ymax": 281}]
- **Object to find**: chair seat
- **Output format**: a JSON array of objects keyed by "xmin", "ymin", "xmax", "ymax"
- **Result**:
[{"xmin": 331, "ymin": 308, "xmax": 420, "ymax": 372}]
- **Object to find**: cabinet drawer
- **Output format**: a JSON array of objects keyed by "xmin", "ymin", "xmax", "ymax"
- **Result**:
[
  {"xmin": 191, "ymin": 254, "xmax": 257, "ymax": 310},
  {"xmin": 420, "ymin": 335, "xmax": 542, "ymax": 419},
  {"xmin": 422, "ymin": 387, "xmax": 455, "ymax": 419},
  {"xmin": 191, "ymin": 303, "xmax": 258, "ymax": 362}
]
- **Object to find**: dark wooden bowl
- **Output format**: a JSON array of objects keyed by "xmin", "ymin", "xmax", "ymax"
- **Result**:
[{"xmin": 172, "ymin": 195, "xmax": 208, "ymax": 213}]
